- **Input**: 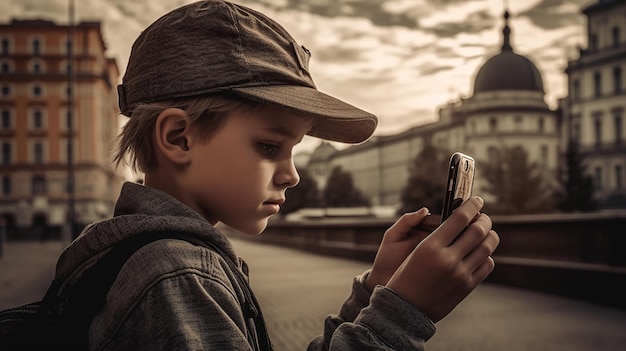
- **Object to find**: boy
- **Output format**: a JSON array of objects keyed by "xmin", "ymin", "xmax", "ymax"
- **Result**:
[{"xmin": 54, "ymin": 1, "xmax": 499, "ymax": 350}]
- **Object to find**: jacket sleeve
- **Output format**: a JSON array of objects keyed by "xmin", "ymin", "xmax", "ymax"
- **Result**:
[
  {"xmin": 307, "ymin": 272, "xmax": 436, "ymax": 351},
  {"xmin": 98, "ymin": 271, "xmax": 255, "ymax": 351}
]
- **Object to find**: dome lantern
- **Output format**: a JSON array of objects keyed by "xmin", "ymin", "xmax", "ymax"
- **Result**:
[{"xmin": 472, "ymin": 10, "xmax": 544, "ymax": 94}]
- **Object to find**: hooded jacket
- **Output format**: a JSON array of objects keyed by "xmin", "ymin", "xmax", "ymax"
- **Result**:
[{"xmin": 53, "ymin": 182, "xmax": 435, "ymax": 350}]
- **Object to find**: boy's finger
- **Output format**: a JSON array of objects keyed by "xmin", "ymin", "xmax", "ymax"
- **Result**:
[
  {"xmin": 463, "ymin": 230, "xmax": 500, "ymax": 271},
  {"xmin": 429, "ymin": 196, "xmax": 484, "ymax": 246},
  {"xmin": 471, "ymin": 256, "xmax": 496, "ymax": 284},
  {"xmin": 448, "ymin": 214, "xmax": 491, "ymax": 256},
  {"xmin": 383, "ymin": 208, "xmax": 430, "ymax": 242}
]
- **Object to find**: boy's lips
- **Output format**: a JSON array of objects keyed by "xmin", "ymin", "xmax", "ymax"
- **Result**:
[
  {"xmin": 263, "ymin": 198, "xmax": 285, "ymax": 214},
  {"xmin": 264, "ymin": 198, "xmax": 285, "ymax": 205}
]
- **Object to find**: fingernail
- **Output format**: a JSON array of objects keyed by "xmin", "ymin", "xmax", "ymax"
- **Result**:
[{"xmin": 474, "ymin": 196, "xmax": 484, "ymax": 206}]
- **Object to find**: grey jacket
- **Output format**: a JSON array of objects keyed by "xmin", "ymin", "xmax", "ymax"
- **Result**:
[{"xmin": 53, "ymin": 182, "xmax": 435, "ymax": 350}]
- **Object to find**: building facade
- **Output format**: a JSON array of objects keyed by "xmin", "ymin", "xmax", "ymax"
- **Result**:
[
  {"xmin": 0, "ymin": 19, "xmax": 123, "ymax": 232},
  {"xmin": 307, "ymin": 1, "xmax": 624, "ymax": 210},
  {"xmin": 562, "ymin": 0, "xmax": 626, "ymax": 208}
]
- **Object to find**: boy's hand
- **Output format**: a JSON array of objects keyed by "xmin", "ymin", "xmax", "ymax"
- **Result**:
[
  {"xmin": 386, "ymin": 196, "xmax": 499, "ymax": 323},
  {"xmin": 365, "ymin": 208, "xmax": 433, "ymax": 292}
]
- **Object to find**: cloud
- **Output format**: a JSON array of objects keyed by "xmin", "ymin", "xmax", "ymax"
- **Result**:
[
  {"xmin": 517, "ymin": 0, "xmax": 588, "ymax": 30},
  {"xmin": 0, "ymin": 0, "xmax": 587, "ymax": 140}
]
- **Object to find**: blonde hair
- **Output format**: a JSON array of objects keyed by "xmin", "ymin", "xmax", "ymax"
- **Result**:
[{"xmin": 113, "ymin": 95, "xmax": 252, "ymax": 174}]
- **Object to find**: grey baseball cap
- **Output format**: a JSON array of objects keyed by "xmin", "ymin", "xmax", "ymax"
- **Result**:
[{"xmin": 117, "ymin": 0, "xmax": 378, "ymax": 144}]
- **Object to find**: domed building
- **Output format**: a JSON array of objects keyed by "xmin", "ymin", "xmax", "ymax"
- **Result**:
[
  {"xmin": 438, "ymin": 10, "xmax": 560, "ymax": 199},
  {"xmin": 305, "ymin": 2, "xmax": 625, "ymax": 211},
  {"xmin": 473, "ymin": 11, "xmax": 544, "ymax": 94},
  {"xmin": 305, "ymin": 10, "xmax": 560, "ymax": 209}
]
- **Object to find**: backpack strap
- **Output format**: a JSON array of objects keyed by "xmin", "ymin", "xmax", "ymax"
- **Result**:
[{"xmin": 45, "ymin": 231, "xmax": 272, "ymax": 351}]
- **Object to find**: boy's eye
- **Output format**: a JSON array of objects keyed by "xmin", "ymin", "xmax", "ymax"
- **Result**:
[{"xmin": 258, "ymin": 143, "xmax": 279, "ymax": 155}]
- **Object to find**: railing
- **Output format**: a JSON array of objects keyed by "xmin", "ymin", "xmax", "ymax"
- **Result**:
[{"xmin": 225, "ymin": 211, "xmax": 626, "ymax": 310}]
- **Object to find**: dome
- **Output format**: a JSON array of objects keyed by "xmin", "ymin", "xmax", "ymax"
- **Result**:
[{"xmin": 473, "ymin": 11, "xmax": 544, "ymax": 94}]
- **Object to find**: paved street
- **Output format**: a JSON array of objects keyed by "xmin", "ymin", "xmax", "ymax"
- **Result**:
[{"xmin": 2, "ymin": 238, "xmax": 626, "ymax": 350}]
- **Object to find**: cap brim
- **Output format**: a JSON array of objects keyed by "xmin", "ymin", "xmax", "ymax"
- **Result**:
[{"xmin": 230, "ymin": 85, "xmax": 377, "ymax": 144}]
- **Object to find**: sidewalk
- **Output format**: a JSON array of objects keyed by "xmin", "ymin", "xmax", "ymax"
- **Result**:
[
  {"xmin": 2, "ymin": 238, "xmax": 626, "ymax": 350},
  {"xmin": 0, "ymin": 240, "xmax": 65, "ymax": 309},
  {"xmin": 230, "ymin": 238, "xmax": 626, "ymax": 351}
]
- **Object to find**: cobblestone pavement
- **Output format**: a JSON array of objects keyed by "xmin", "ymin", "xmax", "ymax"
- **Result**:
[{"xmin": 2, "ymin": 238, "xmax": 626, "ymax": 350}]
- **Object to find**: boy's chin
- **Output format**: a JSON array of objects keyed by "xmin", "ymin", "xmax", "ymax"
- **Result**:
[{"xmin": 227, "ymin": 221, "xmax": 268, "ymax": 236}]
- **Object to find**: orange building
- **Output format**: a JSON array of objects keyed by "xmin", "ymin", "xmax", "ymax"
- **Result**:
[{"xmin": 0, "ymin": 19, "xmax": 123, "ymax": 235}]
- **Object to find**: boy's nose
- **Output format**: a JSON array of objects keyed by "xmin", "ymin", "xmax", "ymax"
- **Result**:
[{"xmin": 274, "ymin": 159, "xmax": 300, "ymax": 188}]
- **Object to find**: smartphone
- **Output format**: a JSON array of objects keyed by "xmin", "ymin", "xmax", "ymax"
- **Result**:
[
  {"xmin": 414, "ymin": 152, "xmax": 475, "ymax": 232},
  {"xmin": 440, "ymin": 152, "xmax": 475, "ymax": 222}
]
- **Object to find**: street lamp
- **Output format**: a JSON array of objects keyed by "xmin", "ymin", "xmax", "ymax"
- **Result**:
[{"xmin": 66, "ymin": 0, "xmax": 77, "ymax": 241}]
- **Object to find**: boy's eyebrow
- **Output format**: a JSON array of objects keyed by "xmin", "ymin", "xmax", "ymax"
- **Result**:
[{"xmin": 262, "ymin": 126, "xmax": 309, "ymax": 141}]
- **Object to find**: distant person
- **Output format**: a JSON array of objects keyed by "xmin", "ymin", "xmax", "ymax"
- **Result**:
[{"xmin": 51, "ymin": 1, "xmax": 499, "ymax": 349}]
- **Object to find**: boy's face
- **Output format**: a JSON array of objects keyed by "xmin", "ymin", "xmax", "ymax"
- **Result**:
[{"xmin": 181, "ymin": 104, "xmax": 312, "ymax": 235}]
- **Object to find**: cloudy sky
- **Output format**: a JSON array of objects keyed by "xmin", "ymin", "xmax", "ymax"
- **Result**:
[{"xmin": 1, "ymin": 0, "xmax": 592, "ymax": 152}]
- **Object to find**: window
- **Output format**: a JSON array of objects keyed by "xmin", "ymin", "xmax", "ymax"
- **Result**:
[
  {"xmin": 590, "ymin": 33, "xmax": 598, "ymax": 51},
  {"xmin": 66, "ymin": 109, "xmax": 73, "ymax": 130},
  {"xmin": 616, "ymin": 165, "xmax": 623, "ymax": 190},
  {"xmin": 538, "ymin": 117, "xmax": 545, "ymax": 133},
  {"xmin": 572, "ymin": 79, "xmax": 580, "ymax": 99},
  {"xmin": 32, "ymin": 38, "xmax": 41, "ymax": 56},
  {"xmin": 1, "ymin": 38, "xmax": 9, "ymax": 55},
  {"xmin": 572, "ymin": 117, "xmax": 581, "ymax": 145},
  {"xmin": 1, "ymin": 142, "xmax": 10, "ymax": 164},
  {"xmin": 2, "ymin": 175, "xmax": 10, "ymax": 195},
  {"xmin": 594, "ymin": 71, "xmax": 602, "ymax": 98},
  {"xmin": 613, "ymin": 26, "xmax": 620, "ymax": 49},
  {"xmin": 489, "ymin": 117, "xmax": 497, "ymax": 132},
  {"xmin": 1, "ymin": 84, "xmax": 11, "ymax": 97},
  {"xmin": 33, "ymin": 142, "xmax": 43, "ymax": 164},
  {"xmin": 616, "ymin": 114, "xmax": 623, "ymax": 145},
  {"xmin": 32, "ymin": 176, "xmax": 46, "ymax": 195},
  {"xmin": 32, "ymin": 84, "xmax": 42, "ymax": 97},
  {"xmin": 594, "ymin": 117, "xmax": 602, "ymax": 147},
  {"xmin": 1, "ymin": 110, "xmax": 10, "ymax": 129},
  {"xmin": 594, "ymin": 166, "xmax": 603, "ymax": 190},
  {"xmin": 33, "ymin": 109, "xmax": 43, "ymax": 129},
  {"xmin": 514, "ymin": 115, "xmax": 522, "ymax": 129},
  {"xmin": 1, "ymin": 60, "xmax": 10, "ymax": 73},
  {"xmin": 614, "ymin": 67, "xmax": 622, "ymax": 94}
]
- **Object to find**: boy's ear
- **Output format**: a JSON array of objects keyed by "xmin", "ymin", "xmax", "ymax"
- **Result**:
[{"xmin": 154, "ymin": 108, "xmax": 192, "ymax": 166}]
